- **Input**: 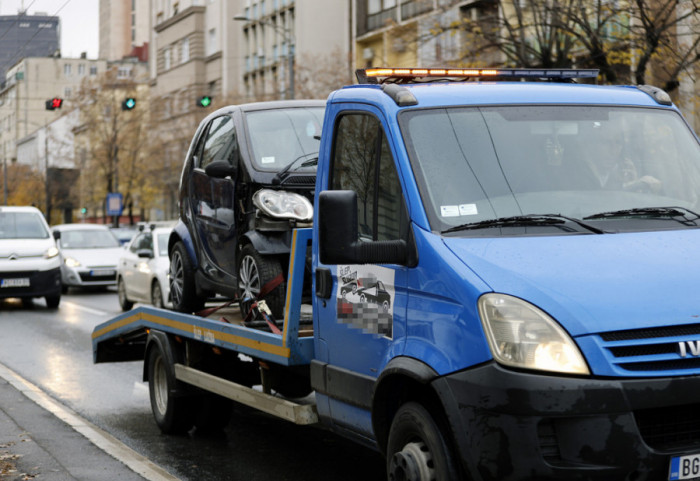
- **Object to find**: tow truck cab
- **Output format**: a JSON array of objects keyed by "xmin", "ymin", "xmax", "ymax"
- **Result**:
[{"xmin": 312, "ymin": 68, "xmax": 700, "ymax": 480}]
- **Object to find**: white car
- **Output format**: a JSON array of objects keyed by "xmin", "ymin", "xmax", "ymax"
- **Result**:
[
  {"xmin": 0, "ymin": 206, "xmax": 62, "ymax": 307},
  {"xmin": 52, "ymin": 224, "xmax": 123, "ymax": 291},
  {"xmin": 117, "ymin": 225, "xmax": 172, "ymax": 310}
]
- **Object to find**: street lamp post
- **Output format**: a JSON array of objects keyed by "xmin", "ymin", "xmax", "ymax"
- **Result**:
[{"xmin": 233, "ymin": 14, "xmax": 295, "ymax": 100}]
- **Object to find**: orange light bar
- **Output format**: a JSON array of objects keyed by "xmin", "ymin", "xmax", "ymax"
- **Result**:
[
  {"xmin": 364, "ymin": 68, "xmax": 508, "ymax": 78},
  {"xmin": 356, "ymin": 67, "xmax": 600, "ymax": 84}
]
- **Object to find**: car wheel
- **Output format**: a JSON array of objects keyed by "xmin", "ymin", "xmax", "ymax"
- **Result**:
[
  {"xmin": 169, "ymin": 242, "xmax": 205, "ymax": 313},
  {"xmin": 360, "ymin": 293, "xmax": 367, "ymax": 303},
  {"xmin": 45, "ymin": 294, "xmax": 60, "ymax": 309},
  {"xmin": 237, "ymin": 244, "xmax": 285, "ymax": 319},
  {"xmin": 117, "ymin": 277, "xmax": 134, "ymax": 311},
  {"xmin": 151, "ymin": 280, "xmax": 164, "ymax": 309},
  {"xmin": 387, "ymin": 402, "xmax": 461, "ymax": 481}
]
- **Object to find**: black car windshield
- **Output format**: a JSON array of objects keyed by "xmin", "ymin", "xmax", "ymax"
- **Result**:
[
  {"xmin": 399, "ymin": 106, "xmax": 700, "ymax": 234},
  {"xmin": 59, "ymin": 229, "xmax": 120, "ymax": 249},
  {"xmin": 0, "ymin": 212, "xmax": 49, "ymax": 239},
  {"xmin": 245, "ymin": 107, "xmax": 325, "ymax": 171}
]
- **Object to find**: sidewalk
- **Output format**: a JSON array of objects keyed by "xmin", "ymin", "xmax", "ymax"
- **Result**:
[{"xmin": 0, "ymin": 365, "xmax": 178, "ymax": 481}]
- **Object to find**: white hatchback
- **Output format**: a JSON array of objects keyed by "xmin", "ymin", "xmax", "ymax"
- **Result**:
[
  {"xmin": 0, "ymin": 206, "xmax": 62, "ymax": 307},
  {"xmin": 117, "ymin": 225, "xmax": 173, "ymax": 310}
]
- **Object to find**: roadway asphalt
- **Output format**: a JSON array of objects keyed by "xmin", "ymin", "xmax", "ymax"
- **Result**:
[{"xmin": 0, "ymin": 364, "xmax": 178, "ymax": 481}]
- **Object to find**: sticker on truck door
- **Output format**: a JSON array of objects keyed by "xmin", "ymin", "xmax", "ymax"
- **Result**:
[{"xmin": 336, "ymin": 265, "xmax": 394, "ymax": 338}]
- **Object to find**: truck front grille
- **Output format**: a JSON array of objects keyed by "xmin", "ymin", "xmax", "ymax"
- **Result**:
[
  {"xmin": 635, "ymin": 403, "xmax": 700, "ymax": 451},
  {"xmin": 590, "ymin": 322, "xmax": 700, "ymax": 376}
]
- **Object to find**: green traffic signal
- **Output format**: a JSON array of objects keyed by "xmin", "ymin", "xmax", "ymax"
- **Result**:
[
  {"xmin": 122, "ymin": 98, "xmax": 136, "ymax": 110},
  {"xmin": 198, "ymin": 96, "xmax": 212, "ymax": 107}
]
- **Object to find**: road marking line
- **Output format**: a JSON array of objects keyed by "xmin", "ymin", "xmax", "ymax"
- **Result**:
[
  {"xmin": 61, "ymin": 301, "xmax": 108, "ymax": 316},
  {"xmin": 0, "ymin": 362, "xmax": 180, "ymax": 481}
]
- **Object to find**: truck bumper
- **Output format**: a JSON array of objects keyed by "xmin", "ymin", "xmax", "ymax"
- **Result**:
[{"xmin": 435, "ymin": 362, "xmax": 700, "ymax": 481}]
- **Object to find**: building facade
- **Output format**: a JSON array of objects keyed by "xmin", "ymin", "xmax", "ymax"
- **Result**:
[
  {"xmin": 0, "ymin": 12, "xmax": 60, "ymax": 83},
  {"xmin": 99, "ymin": 0, "xmax": 150, "ymax": 61}
]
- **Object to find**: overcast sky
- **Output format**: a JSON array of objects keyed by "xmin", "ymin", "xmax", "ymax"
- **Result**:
[{"xmin": 0, "ymin": 0, "xmax": 99, "ymax": 59}]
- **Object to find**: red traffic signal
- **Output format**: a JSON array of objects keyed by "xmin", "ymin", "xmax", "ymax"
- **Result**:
[{"xmin": 45, "ymin": 98, "xmax": 63, "ymax": 110}]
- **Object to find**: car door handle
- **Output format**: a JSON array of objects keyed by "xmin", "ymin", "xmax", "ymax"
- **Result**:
[{"xmin": 315, "ymin": 268, "xmax": 332, "ymax": 299}]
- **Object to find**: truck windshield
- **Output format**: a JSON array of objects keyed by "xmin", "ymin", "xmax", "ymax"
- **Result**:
[
  {"xmin": 400, "ymin": 106, "xmax": 700, "ymax": 234},
  {"xmin": 245, "ymin": 107, "xmax": 325, "ymax": 172}
]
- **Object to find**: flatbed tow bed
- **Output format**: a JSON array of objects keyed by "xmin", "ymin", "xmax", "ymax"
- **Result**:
[{"xmin": 92, "ymin": 229, "xmax": 318, "ymax": 425}]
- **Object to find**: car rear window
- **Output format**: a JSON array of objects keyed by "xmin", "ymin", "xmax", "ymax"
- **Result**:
[{"xmin": 0, "ymin": 212, "xmax": 49, "ymax": 239}]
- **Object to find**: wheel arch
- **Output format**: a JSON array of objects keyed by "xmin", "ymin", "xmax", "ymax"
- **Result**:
[
  {"xmin": 372, "ymin": 356, "xmax": 445, "ymax": 456},
  {"xmin": 169, "ymin": 222, "xmax": 198, "ymax": 268},
  {"xmin": 241, "ymin": 229, "xmax": 291, "ymax": 255},
  {"xmin": 142, "ymin": 329, "xmax": 186, "ymax": 385}
]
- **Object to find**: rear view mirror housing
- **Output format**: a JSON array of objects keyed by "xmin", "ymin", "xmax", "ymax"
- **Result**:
[
  {"xmin": 205, "ymin": 160, "xmax": 237, "ymax": 179},
  {"xmin": 319, "ymin": 190, "xmax": 411, "ymax": 266}
]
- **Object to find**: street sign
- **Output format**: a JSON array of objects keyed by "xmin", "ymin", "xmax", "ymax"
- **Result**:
[{"xmin": 106, "ymin": 193, "xmax": 123, "ymax": 216}]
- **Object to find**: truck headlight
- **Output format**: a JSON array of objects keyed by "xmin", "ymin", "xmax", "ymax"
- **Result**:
[
  {"xmin": 478, "ymin": 293, "xmax": 589, "ymax": 375},
  {"xmin": 44, "ymin": 246, "xmax": 59, "ymax": 259},
  {"xmin": 252, "ymin": 189, "xmax": 313, "ymax": 221}
]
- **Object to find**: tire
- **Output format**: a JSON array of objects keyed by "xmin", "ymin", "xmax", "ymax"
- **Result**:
[
  {"xmin": 360, "ymin": 293, "xmax": 367, "ymax": 303},
  {"xmin": 169, "ymin": 242, "xmax": 205, "ymax": 313},
  {"xmin": 147, "ymin": 344, "xmax": 195, "ymax": 434},
  {"xmin": 387, "ymin": 402, "xmax": 460, "ymax": 481},
  {"xmin": 117, "ymin": 277, "xmax": 133, "ymax": 311},
  {"xmin": 45, "ymin": 294, "xmax": 60, "ymax": 309},
  {"xmin": 237, "ymin": 244, "xmax": 285, "ymax": 319},
  {"xmin": 151, "ymin": 280, "xmax": 164, "ymax": 308}
]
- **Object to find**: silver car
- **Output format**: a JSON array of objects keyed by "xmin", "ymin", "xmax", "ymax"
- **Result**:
[
  {"xmin": 117, "ymin": 225, "xmax": 173, "ymax": 310},
  {"xmin": 52, "ymin": 224, "xmax": 123, "ymax": 291}
]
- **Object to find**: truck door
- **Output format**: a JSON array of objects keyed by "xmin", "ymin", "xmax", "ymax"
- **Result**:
[
  {"xmin": 190, "ymin": 115, "xmax": 239, "ymax": 277},
  {"xmin": 315, "ymin": 108, "xmax": 410, "ymax": 435}
]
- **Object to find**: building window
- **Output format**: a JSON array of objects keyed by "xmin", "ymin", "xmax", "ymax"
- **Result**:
[
  {"xmin": 64, "ymin": 87, "xmax": 72, "ymax": 98},
  {"xmin": 181, "ymin": 37, "xmax": 190, "ymax": 63},
  {"xmin": 64, "ymin": 64, "xmax": 72, "ymax": 76},
  {"xmin": 78, "ymin": 64, "xmax": 85, "ymax": 76},
  {"xmin": 207, "ymin": 28, "xmax": 217, "ymax": 55},
  {"xmin": 118, "ymin": 67, "xmax": 131, "ymax": 78},
  {"xmin": 164, "ymin": 47, "xmax": 171, "ymax": 70},
  {"xmin": 90, "ymin": 65, "xmax": 98, "ymax": 75},
  {"xmin": 367, "ymin": 0, "xmax": 399, "ymax": 31}
]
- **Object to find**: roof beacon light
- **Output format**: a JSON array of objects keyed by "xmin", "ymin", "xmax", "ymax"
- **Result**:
[{"xmin": 356, "ymin": 68, "xmax": 599, "ymax": 84}]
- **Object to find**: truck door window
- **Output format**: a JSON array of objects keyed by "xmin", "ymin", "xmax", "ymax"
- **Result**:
[
  {"xmin": 331, "ymin": 113, "xmax": 406, "ymax": 241},
  {"xmin": 200, "ymin": 115, "xmax": 237, "ymax": 170}
]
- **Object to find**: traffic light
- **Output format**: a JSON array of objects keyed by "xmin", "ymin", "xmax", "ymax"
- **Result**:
[
  {"xmin": 198, "ymin": 96, "xmax": 212, "ymax": 108},
  {"xmin": 45, "ymin": 98, "xmax": 63, "ymax": 110},
  {"xmin": 80, "ymin": 207, "xmax": 87, "ymax": 215},
  {"xmin": 122, "ymin": 97, "xmax": 136, "ymax": 110}
]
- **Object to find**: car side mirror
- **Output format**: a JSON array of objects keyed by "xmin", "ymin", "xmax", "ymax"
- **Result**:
[
  {"xmin": 319, "ymin": 190, "xmax": 409, "ymax": 266},
  {"xmin": 205, "ymin": 160, "xmax": 237, "ymax": 179},
  {"xmin": 52, "ymin": 231, "xmax": 61, "ymax": 240},
  {"xmin": 137, "ymin": 249, "xmax": 154, "ymax": 259}
]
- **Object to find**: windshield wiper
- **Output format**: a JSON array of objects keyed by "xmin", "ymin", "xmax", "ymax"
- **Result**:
[
  {"xmin": 272, "ymin": 154, "xmax": 318, "ymax": 185},
  {"xmin": 583, "ymin": 207, "xmax": 700, "ymax": 226},
  {"xmin": 442, "ymin": 214, "xmax": 605, "ymax": 235}
]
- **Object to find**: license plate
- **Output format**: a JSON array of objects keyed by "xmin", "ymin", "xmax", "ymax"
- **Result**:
[
  {"xmin": 0, "ymin": 278, "xmax": 30, "ymax": 288},
  {"xmin": 670, "ymin": 453, "xmax": 700, "ymax": 480},
  {"xmin": 90, "ymin": 269, "xmax": 115, "ymax": 277}
]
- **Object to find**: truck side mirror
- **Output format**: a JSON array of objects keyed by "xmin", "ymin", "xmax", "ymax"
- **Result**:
[
  {"xmin": 205, "ymin": 160, "xmax": 237, "ymax": 179},
  {"xmin": 319, "ymin": 190, "xmax": 408, "ymax": 266}
]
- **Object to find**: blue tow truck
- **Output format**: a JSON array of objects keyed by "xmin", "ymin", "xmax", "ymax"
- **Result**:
[{"xmin": 93, "ymin": 68, "xmax": 700, "ymax": 480}]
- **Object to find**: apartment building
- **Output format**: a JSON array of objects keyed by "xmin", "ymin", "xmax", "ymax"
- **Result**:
[
  {"xmin": 0, "ymin": 57, "xmax": 109, "ymax": 168},
  {"xmin": 0, "ymin": 12, "xmax": 59, "ymax": 82},
  {"xmin": 99, "ymin": 0, "xmax": 150, "ymax": 61}
]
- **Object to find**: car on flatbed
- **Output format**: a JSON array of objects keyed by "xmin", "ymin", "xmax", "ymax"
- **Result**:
[{"xmin": 169, "ymin": 100, "xmax": 324, "ymax": 317}]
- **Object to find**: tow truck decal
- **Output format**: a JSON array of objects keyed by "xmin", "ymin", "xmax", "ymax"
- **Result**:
[{"xmin": 336, "ymin": 265, "xmax": 394, "ymax": 338}]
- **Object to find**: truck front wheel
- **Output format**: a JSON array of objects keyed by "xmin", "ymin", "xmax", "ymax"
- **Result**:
[
  {"xmin": 147, "ymin": 345, "xmax": 195, "ymax": 434},
  {"xmin": 386, "ymin": 402, "xmax": 460, "ymax": 481}
]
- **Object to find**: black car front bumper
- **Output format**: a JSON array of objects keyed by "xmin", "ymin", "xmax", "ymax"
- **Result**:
[
  {"xmin": 0, "ymin": 267, "xmax": 61, "ymax": 299},
  {"xmin": 434, "ymin": 362, "xmax": 700, "ymax": 481}
]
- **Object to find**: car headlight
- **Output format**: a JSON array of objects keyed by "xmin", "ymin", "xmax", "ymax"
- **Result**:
[
  {"xmin": 478, "ymin": 293, "xmax": 589, "ymax": 375},
  {"xmin": 44, "ymin": 246, "xmax": 59, "ymax": 259},
  {"xmin": 252, "ymin": 189, "xmax": 313, "ymax": 221},
  {"xmin": 64, "ymin": 256, "xmax": 81, "ymax": 267}
]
